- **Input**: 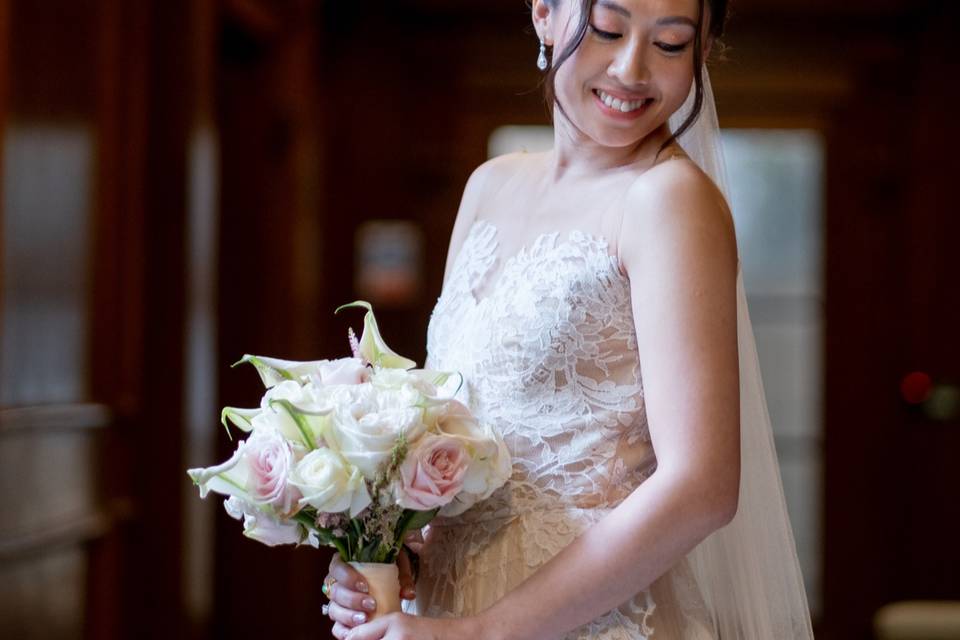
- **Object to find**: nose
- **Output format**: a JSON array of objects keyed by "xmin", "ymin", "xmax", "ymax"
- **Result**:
[{"xmin": 607, "ymin": 39, "xmax": 649, "ymax": 86}]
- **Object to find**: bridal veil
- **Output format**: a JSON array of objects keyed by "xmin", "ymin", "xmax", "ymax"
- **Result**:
[{"xmin": 669, "ymin": 69, "xmax": 816, "ymax": 638}]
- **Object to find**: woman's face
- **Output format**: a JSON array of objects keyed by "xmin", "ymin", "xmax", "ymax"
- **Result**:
[{"xmin": 540, "ymin": 0, "xmax": 710, "ymax": 149}]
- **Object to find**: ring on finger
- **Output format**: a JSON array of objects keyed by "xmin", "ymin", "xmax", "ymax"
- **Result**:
[{"xmin": 322, "ymin": 577, "xmax": 337, "ymax": 598}]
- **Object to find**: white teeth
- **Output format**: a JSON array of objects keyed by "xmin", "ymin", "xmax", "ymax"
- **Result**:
[{"xmin": 596, "ymin": 89, "xmax": 646, "ymax": 113}]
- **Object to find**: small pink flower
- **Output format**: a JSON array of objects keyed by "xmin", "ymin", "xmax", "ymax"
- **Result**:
[{"xmin": 396, "ymin": 435, "xmax": 469, "ymax": 510}]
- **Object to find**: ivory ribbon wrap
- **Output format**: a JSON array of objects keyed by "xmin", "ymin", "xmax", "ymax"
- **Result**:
[{"xmin": 349, "ymin": 561, "xmax": 402, "ymax": 621}]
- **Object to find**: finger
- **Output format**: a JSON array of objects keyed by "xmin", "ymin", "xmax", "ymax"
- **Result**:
[
  {"xmin": 403, "ymin": 530, "xmax": 424, "ymax": 554},
  {"xmin": 330, "ymin": 582, "xmax": 378, "ymax": 614},
  {"xmin": 327, "ymin": 600, "xmax": 370, "ymax": 628},
  {"xmin": 345, "ymin": 614, "xmax": 393, "ymax": 640},
  {"xmin": 396, "ymin": 550, "xmax": 416, "ymax": 601},
  {"xmin": 330, "ymin": 555, "xmax": 369, "ymax": 594},
  {"xmin": 332, "ymin": 622, "xmax": 350, "ymax": 639}
]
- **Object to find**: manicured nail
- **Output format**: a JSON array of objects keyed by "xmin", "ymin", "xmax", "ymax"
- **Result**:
[
  {"xmin": 362, "ymin": 597, "xmax": 376, "ymax": 611},
  {"xmin": 352, "ymin": 612, "xmax": 367, "ymax": 624},
  {"xmin": 402, "ymin": 587, "xmax": 416, "ymax": 599},
  {"xmin": 356, "ymin": 581, "xmax": 369, "ymax": 593}
]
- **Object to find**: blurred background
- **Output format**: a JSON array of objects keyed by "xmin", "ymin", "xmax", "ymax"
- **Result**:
[{"xmin": 0, "ymin": 0, "xmax": 958, "ymax": 638}]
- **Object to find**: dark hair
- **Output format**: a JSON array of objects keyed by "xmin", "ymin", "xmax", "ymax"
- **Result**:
[{"xmin": 538, "ymin": 0, "xmax": 729, "ymax": 159}]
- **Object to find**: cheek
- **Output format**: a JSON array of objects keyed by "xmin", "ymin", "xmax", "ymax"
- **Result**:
[
  {"xmin": 551, "ymin": 52, "xmax": 595, "ymax": 104},
  {"xmin": 650, "ymin": 57, "xmax": 696, "ymax": 108}
]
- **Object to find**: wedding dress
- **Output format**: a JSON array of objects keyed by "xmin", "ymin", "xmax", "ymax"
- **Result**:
[
  {"xmin": 412, "ymin": 216, "xmax": 717, "ymax": 638},
  {"xmin": 405, "ymin": 70, "xmax": 815, "ymax": 639}
]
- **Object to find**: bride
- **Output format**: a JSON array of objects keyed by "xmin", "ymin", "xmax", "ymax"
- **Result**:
[{"xmin": 322, "ymin": 0, "xmax": 814, "ymax": 638}]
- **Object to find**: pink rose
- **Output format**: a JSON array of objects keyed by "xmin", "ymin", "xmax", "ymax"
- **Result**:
[
  {"xmin": 396, "ymin": 435, "xmax": 469, "ymax": 510},
  {"xmin": 246, "ymin": 429, "xmax": 299, "ymax": 516}
]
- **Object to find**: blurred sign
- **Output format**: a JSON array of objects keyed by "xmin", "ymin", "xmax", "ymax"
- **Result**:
[{"xmin": 354, "ymin": 220, "xmax": 423, "ymax": 307}]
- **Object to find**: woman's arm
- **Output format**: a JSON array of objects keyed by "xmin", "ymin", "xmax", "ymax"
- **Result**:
[
  {"xmin": 346, "ymin": 161, "xmax": 740, "ymax": 640},
  {"xmin": 473, "ymin": 161, "xmax": 741, "ymax": 640}
]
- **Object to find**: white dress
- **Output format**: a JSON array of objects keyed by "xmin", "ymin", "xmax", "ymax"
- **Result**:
[{"xmin": 408, "ymin": 218, "xmax": 717, "ymax": 639}]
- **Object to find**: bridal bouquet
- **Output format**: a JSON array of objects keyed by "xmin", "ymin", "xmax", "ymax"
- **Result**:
[{"xmin": 187, "ymin": 301, "xmax": 511, "ymax": 617}]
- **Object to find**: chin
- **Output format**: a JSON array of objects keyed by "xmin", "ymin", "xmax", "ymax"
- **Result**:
[{"xmin": 585, "ymin": 122, "xmax": 654, "ymax": 149}]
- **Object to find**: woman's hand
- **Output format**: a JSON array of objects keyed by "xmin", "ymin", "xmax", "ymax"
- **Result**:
[
  {"xmin": 343, "ymin": 612, "xmax": 483, "ymax": 640},
  {"xmin": 324, "ymin": 531, "xmax": 424, "ymax": 638}
]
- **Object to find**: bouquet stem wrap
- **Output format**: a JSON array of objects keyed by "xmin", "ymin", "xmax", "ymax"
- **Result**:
[{"xmin": 349, "ymin": 561, "xmax": 402, "ymax": 620}]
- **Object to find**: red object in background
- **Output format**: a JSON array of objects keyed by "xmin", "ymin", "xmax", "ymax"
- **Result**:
[{"xmin": 900, "ymin": 371, "xmax": 933, "ymax": 404}]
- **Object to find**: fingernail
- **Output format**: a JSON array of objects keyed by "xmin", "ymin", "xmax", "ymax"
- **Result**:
[
  {"xmin": 362, "ymin": 597, "xmax": 376, "ymax": 611},
  {"xmin": 356, "ymin": 581, "xmax": 369, "ymax": 593},
  {"xmin": 352, "ymin": 612, "xmax": 367, "ymax": 624},
  {"xmin": 402, "ymin": 587, "xmax": 416, "ymax": 599}
]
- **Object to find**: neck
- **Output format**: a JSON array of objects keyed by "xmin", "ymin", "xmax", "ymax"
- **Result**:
[{"xmin": 546, "ymin": 109, "xmax": 673, "ymax": 183}]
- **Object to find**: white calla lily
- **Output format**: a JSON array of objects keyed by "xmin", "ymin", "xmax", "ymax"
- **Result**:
[
  {"xmin": 335, "ymin": 301, "xmax": 417, "ymax": 370},
  {"xmin": 220, "ymin": 406, "xmax": 260, "ymax": 435},
  {"xmin": 224, "ymin": 496, "xmax": 317, "ymax": 547}
]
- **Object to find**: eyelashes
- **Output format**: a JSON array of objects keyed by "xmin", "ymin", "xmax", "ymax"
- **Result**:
[
  {"xmin": 587, "ymin": 24, "xmax": 690, "ymax": 54},
  {"xmin": 657, "ymin": 42, "xmax": 688, "ymax": 53},
  {"xmin": 588, "ymin": 24, "xmax": 621, "ymax": 40}
]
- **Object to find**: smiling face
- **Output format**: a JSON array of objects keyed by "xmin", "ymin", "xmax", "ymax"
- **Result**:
[{"xmin": 534, "ymin": 0, "xmax": 712, "ymax": 150}]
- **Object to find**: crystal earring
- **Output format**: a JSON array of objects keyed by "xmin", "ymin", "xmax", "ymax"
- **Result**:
[{"xmin": 537, "ymin": 38, "xmax": 549, "ymax": 71}]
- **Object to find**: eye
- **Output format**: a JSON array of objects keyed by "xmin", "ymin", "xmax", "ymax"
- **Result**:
[
  {"xmin": 588, "ymin": 24, "xmax": 621, "ymax": 41},
  {"xmin": 656, "ymin": 41, "xmax": 690, "ymax": 54}
]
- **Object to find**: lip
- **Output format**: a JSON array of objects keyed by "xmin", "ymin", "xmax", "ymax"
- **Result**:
[{"xmin": 592, "ymin": 89, "xmax": 651, "ymax": 121}]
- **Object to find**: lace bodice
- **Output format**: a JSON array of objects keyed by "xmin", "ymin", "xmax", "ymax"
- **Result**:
[
  {"xmin": 411, "ymin": 218, "xmax": 713, "ymax": 638},
  {"xmin": 427, "ymin": 218, "xmax": 657, "ymax": 518}
]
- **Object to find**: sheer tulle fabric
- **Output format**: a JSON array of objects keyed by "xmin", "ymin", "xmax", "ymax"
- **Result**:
[{"xmin": 673, "ymin": 70, "xmax": 815, "ymax": 639}]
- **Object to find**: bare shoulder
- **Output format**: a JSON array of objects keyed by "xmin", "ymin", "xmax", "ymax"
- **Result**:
[
  {"xmin": 458, "ymin": 152, "xmax": 531, "ymax": 222},
  {"xmin": 442, "ymin": 151, "xmax": 535, "ymax": 287},
  {"xmin": 619, "ymin": 157, "xmax": 738, "ymax": 278}
]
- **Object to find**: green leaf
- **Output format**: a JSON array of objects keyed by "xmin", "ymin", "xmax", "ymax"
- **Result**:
[
  {"xmin": 393, "ymin": 507, "xmax": 439, "ymax": 551},
  {"xmin": 405, "ymin": 508, "xmax": 439, "ymax": 531}
]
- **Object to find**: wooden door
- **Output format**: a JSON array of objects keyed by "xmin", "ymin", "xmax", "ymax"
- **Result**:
[
  {"xmin": 0, "ymin": 2, "xmax": 126, "ymax": 637},
  {"xmin": 0, "ymin": 1, "xmax": 215, "ymax": 638}
]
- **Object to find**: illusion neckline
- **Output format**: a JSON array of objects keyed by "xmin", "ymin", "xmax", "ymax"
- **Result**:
[{"xmin": 461, "ymin": 218, "xmax": 630, "ymax": 307}]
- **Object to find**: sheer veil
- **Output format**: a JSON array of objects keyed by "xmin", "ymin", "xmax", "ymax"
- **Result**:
[{"xmin": 669, "ymin": 69, "xmax": 816, "ymax": 638}]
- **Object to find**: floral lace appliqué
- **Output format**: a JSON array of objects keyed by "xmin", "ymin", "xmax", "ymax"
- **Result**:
[{"xmin": 414, "ymin": 219, "xmax": 708, "ymax": 638}]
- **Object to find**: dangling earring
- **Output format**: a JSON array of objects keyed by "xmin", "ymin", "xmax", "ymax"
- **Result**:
[{"xmin": 537, "ymin": 38, "xmax": 549, "ymax": 71}]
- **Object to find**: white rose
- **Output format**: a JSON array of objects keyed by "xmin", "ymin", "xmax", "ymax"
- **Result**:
[
  {"xmin": 290, "ymin": 448, "xmax": 371, "ymax": 517},
  {"xmin": 323, "ymin": 384, "xmax": 427, "ymax": 479},
  {"xmin": 371, "ymin": 368, "xmax": 464, "ymax": 403},
  {"xmin": 371, "ymin": 368, "xmax": 433, "ymax": 394}
]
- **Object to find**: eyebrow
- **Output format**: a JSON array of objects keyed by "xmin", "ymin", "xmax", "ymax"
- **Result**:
[
  {"xmin": 595, "ymin": 0, "xmax": 631, "ymax": 18},
  {"xmin": 656, "ymin": 16, "xmax": 697, "ymax": 28},
  {"xmin": 595, "ymin": 1, "xmax": 697, "ymax": 28}
]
